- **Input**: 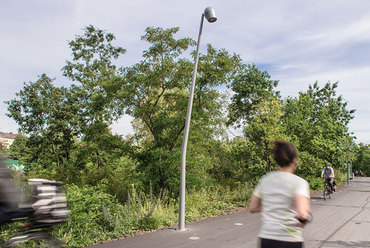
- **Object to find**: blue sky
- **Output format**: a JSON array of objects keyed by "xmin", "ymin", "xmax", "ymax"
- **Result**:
[{"xmin": 1, "ymin": 0, "xmax": 369, "ymax": 143}]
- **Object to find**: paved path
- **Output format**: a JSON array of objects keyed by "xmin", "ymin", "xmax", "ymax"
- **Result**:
[{"xmin": 90, "ymin": 177, "xmax": 370, "ymax": 248}]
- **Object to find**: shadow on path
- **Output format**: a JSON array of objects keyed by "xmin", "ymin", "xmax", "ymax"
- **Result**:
[
  {"xmin": 324, "ymin": 240, "xmax": 370, "ymax": 247},
  {"xmin": 311, "ymin": 196, "xmax": 324, "ymax": 200}
]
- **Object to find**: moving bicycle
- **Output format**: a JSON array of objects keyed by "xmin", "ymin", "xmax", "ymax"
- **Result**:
[
  {"xmin": 321, "ymin": 163, "xmax": 335, "ymax": 200},
  {"xmin": 0, "ymin": 155, "xmax": 69, "ymax": 247}
]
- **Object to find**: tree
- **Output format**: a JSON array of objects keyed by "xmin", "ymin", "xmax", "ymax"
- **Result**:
[
  {"xmin": 6, "ymin": 26, "xmax": 128, "ymax": 169},
  {"xmin": 224, "ymin": 65, "xmax": 282, "ymax": 179},
  {"xmin": 243, "ymin": 97, "xmax": 287, "ymax": 172},
  {"xmin": 227, "ymin": 64, "xmax": 280, "ymax": 127},
  {"xmin": 5, "ymin": 74, "xmax": 78, "ymax": 167},
  {"xmin": 122, "ymin": 27, "xmax": 241, "ymax": 192},
  {"xmin": 62, "ymin": 25, "xmax": 127, "ymax": 168},
  {"xmin": 122, "ymin": 27, "xmax": 194, "ymax": 151},
  {"xmin": 354, "ymin": 143, "xmax": 370, "ymax": 176},
  {"xmin": 281, "ymin": 81, "xmax": 355, "ymax": 166},
  {"xmin": 8, "ymin": 133, "xmax": 28, "ymax": 160}
]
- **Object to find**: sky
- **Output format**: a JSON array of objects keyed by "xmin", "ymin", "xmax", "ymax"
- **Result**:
[{"xmin": 0, "ymin": 0, "xmax": 369, "ymax": 143}]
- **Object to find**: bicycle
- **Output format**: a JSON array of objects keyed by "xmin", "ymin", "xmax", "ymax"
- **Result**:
[
  {"xmin": 323, "ymin": 179, "xmax": 332, "ymax": 200},
  {"xmin": 0, "ymin": 179, "xmax": 69, "ymax": 247}
]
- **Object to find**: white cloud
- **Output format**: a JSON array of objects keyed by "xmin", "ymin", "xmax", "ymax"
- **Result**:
[{"xmin": 297, "ymin": 16, "xmax": 370, "ymax": 48}]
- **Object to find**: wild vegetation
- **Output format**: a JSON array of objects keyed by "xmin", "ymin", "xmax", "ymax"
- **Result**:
[{"xmin": 1, "ymin": 25, "xmax": 367, "ymax": 247}]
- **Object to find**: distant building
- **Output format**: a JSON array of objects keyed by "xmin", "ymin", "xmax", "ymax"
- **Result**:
[{"xmin": 0, "ymin": 132, "xmax": 17, "ymax": 148}]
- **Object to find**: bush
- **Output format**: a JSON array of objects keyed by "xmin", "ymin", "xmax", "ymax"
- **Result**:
[
  {"xmin": 57, "ymin": 183, "xmax": 178, "ymax": 247},
  {"xmin": 59, "ymin": 183, "xmax": 121, "ymax": 247},
  {"xmin": 185, "ymin": 184, "xmax": 252, "ymax": 222},
  {"xmin": 306, "ymin": 176, "xmax": 323, "ymax": 191},
  {"xmin": 296, "ymin": 151, "xmax": 324, "ymax": 179}
]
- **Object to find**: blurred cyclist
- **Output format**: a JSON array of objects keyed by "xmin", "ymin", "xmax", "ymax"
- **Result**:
[
  {"xmin": 321, "ymin": 162, "xmax": 335, "ymax": 193},
  {"xmin": 0, "ymin": 154, "xmax": 22, "ymax": 225}
]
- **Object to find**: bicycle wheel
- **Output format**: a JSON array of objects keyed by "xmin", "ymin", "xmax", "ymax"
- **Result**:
[
  {"xmin": 323, "ymin": 183, "xmax": 329, "ymax": 200},
  {"xmin": 323, "ymin": 187, "xmax": 327, "ymax": 200},
  {"xmin": 2, "ymin": 232, "xmax": 62, "ymax": 248}
]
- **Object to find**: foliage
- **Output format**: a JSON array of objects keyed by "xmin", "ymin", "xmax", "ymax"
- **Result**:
[
  {"xmin": 121, "ymin": 27, "xmax": 240, "ymax": 194},
  {"xmin": 58, "ymin": 183, "xmax": 251, "ymax": 247},
  {"xmin": 62, "ymin": 25, "xmax": 128, "ymax": 169},
  {"xmin": 8, "ymin": 133, "xmax": 29, "ymax": 161},
  {"xmin": 281, "ymin": 81, "xmax": 355, "ymax": 166},
  {"xmin": 2, "ymin": 25, "xmax": 366, "ymax": 248},
  {"xmin": 123, "ymin": 27, "xmax": 239, "ymax": 149},
  {"xmin": 6, "ymin": 26, "xmax": 129, "ymax": 170},
  {"xmin": 243, "ymin": 97, "xmax": 287, "ymax": 172},
  {"xmin": 185, "ymin": 184, "xmax": 252, "ymax": 221},
  {"xmin": 354, "ymin": 143, "xmax": 370, "ymax": 176},
  {"xmin": 62, "ymin": 25, "xmax": 127, "ymax": 127},
  {"xmin": 26, "ymin": 183, "xmax": 249, "ymax": 247},
  {"xmin": 227, "ymin": 64, "xmax": 280, "ymax": 127},
  {"xmin": 5, "ymin": 75, "xmax": 78, "ymax": 168},
  {"xmin": 295, "ymin": 151, "xmax": 324, "ymax": 178},
  {"xmin": 58, "ymin": 183, "xmax": 125, "ymax": 247},
  {"xmin": 225, "ymin": 65, "xmax": 285, "ymax": 176}
]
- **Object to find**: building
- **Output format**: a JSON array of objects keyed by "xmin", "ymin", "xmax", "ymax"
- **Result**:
[{"xmin": 0, "ymin": 132, "xmax": 17, "ymax": 148}]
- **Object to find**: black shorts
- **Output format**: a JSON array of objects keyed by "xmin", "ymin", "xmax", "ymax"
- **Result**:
[{"xmin": 260, "ymin": 238, "xmax": 303, "ymax": 248}]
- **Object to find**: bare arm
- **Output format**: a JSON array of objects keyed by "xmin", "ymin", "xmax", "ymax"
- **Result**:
[
  {"xmin": 249, "ymin": 195, "xmax": 262, "ymax": 213},
  {"xmin": 295, "ymin": 195, "xmax": 310, "ymax": 222}
]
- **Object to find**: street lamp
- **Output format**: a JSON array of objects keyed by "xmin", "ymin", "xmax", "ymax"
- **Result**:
[{"xmin": 178, "ymin": 7, "xmax": 217, "ymax": 231}]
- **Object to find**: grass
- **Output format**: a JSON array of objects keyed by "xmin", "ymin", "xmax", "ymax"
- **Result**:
[{"xmin": 54, "ymin": 183, "xmax": 253, "ymax": 247}]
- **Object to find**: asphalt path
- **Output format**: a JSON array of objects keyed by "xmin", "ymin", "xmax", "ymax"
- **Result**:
[{"xmin": 90, "ymin": 177, "xmax": 370, "ymax": 248}]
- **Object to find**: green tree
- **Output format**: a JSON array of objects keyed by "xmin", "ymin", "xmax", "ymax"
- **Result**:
[
  {"xmin": 227, "ymin": 64, "xmax": 280, "ymax": 127},
  {"xmin": 62, "ymin": 25, "xmax": 127, "ymax": 168},
  {"xmin": 6, "ymin": 26, "xmax": 128, "ymax": 171},
  {"xmin": 122, "ymin": 27, "xmax": 241, "ymax": 192},
  {"xmin": 5, "ymin": 74, "xmax": 78, "ymax": 168},
  {"xmin": 8, "ymin": 133, "xmax": 28, "ymax": 160},
  {"xmin": 226, "ymin": 65, "xmax": 282, "ymax": 179},
  {"xmin": 354, "ymin": 143, "xmax": 370, "ymax": 176},
  {"xmin": 282, "ymin": 81, "xmax": 355, "ymax": 167},
  {"xmin": 209, "ymin": 137, "xmax": 258, "ymax": 187},
  {"xmin": 243, "ymin": 97, "xmax": 287, "ymax": 172}
]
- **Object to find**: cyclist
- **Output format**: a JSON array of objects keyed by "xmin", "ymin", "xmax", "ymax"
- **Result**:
[
  {"xmin": 1, "ymin": 154, "xmax": 68, "ymax": 247},
  {"xmin": 0, "ymin": 154, "xmax": 22, "ymax": 225},
  {"xmin": 321, "ymin": 162, "xmax": 335, "ymax": 193}
]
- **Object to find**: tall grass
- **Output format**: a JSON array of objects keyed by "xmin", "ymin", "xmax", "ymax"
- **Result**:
[{"xmin": 54, "ymin": 183, "xmax": 252, "ymax": 247}]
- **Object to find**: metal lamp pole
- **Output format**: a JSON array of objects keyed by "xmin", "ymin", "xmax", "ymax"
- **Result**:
[{"xmin": 178, "ymin": 7, "xmax": 217, "ymax": 231}]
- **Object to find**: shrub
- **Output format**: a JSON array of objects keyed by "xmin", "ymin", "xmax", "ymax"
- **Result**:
[
  {"xmin": 58, "ymin": 183, "xmax": 177, "ymax": 247},
  {"xmin": 185, "ymin": 184, "xmax": 252, "ymax": 222}
]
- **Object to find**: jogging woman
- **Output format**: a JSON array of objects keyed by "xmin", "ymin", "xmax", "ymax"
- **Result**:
[{"xmin": 249, "ymin": 141, "xmax": 311, "ymax": 248}]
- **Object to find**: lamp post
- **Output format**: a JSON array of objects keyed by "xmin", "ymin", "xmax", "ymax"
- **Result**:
[
  {"xmin": 347, "ymin": 145, "xmax": 352, "ymax": 185},
  {"xmin": 178, "ymin": 7, "xmax": 217, "ymax": 231}
]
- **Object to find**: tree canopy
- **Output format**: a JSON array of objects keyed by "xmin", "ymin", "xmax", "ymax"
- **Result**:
[{"xmin": 5, "ymin": 25, "xmax": 362, "ymax": 195}]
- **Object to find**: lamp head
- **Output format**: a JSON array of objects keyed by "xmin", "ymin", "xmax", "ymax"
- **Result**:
[{"xmin": 204, "ymin": 7, "xmax": 217, "ymax": 23}]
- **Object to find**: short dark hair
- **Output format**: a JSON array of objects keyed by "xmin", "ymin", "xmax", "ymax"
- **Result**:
[{"xmin": 273, "ymin": 141, "xmax": 297, "ymax": 167}]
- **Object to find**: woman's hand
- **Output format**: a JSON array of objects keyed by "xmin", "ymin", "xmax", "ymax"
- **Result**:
[{"xmin": 297, "ymin": 212, "xmax": 313, "ymax": 227}]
